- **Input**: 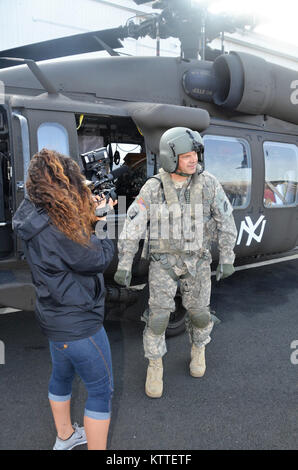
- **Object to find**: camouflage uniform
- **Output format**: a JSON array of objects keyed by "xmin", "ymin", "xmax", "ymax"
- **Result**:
[{"xmin": 118, "ymin": 167, "xmax": 237, "ymax": 360}]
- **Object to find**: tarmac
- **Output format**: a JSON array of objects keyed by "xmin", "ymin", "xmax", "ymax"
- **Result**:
[{"xmin": 0, "ymin": 259, "xmax": 297, "ymax": 450}]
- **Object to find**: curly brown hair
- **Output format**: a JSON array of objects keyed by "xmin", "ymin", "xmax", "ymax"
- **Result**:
[{"xmin": 26, "ymin": 148, "xmax": 98, "ymax": 246}]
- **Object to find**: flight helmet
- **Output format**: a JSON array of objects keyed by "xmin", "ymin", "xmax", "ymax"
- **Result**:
[{"xmin": 159, "ymin": 127, "xmax": 204, "ymax": 174}]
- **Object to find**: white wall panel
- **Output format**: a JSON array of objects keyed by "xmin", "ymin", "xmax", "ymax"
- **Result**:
[
  {"xmin": 0, "ymin": 0, "xmax": 297, "ymax": 67},
  {"xmin": 0, "ymin": 0, "xmax": 178, "ymax": 57}
]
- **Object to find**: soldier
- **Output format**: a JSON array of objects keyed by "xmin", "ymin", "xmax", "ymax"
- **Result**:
[{"xmin": 114, "ymin": 127, "xmax": 237, "ymax": 398}]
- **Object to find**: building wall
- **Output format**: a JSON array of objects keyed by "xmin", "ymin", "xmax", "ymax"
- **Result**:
[
  {"xmin": 0, "ymin": 0, "xmax": 179, "ymax": 57},
  {"xmin": 211, "ymin": 32, "xmax": 298, "ymax": 71},
  {"xmin": 0, "ymin": 0, "xmax": 297, "ymax": 69}
]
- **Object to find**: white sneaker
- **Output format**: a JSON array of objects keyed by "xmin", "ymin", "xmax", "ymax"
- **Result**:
[{"xmin": 53, "ymin": 423, "xmax": 87, "ymax": 450}]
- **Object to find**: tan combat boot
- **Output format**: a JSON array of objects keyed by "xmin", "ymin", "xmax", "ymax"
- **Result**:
[
  {"xmin": 145, "ymin": 358, "xmax": 163, "ymax": 398},
  {"xmin": 190, "ymin": 345, "xmax": 206, "ymax": 377}
]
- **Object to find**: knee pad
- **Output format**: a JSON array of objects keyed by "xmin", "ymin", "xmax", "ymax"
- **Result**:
[
  {"xmin": 188, "ymin": 307, "xmax": 211, "ymax": 329},
  {"xmin": 148, "ymin": 310, "xmax": 171, "ymax": 335}
]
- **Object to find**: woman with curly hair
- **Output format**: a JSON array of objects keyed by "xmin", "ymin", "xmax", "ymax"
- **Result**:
[{"xmin": 12, "ymin": 148, "xmax": 116, "ymax": 450}]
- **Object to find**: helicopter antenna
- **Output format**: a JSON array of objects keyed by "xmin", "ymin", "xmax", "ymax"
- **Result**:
[
  {"xmin": 156, "ymin": 18, "xmax": 160, "ymax": 56},
  {"xmin": 0, "ymin": 57, "xmax": 58, "ymax": 94},
  {"xmin": 201, "ymin": 7, "xmax": 206, "ymax": 60}
]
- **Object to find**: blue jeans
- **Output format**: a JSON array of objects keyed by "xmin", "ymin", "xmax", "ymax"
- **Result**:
[{"xmin": 48, "ymin": 326, "xmax": 113, "ymax": 420}]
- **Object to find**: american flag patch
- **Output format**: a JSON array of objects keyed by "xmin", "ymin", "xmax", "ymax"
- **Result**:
[{"xmin": 137, "ymin": 197, "xmax": 147, "ymax": 210}]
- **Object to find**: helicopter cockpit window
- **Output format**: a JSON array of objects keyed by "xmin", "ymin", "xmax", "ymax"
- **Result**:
[
  {"xmin": 263, "ymin": 142, "xmax": 298, "ymax": 208},
  {"xmin": 203, "ymin": 135, "xmax": 252, "ymax": 208},
  {"xmin": 37, "ymin": 122, "xmax": 69, "ymax": 155}
]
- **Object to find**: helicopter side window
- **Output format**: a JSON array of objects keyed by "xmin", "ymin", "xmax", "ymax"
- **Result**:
[
  {"xmin": 263, "ymin": 142, "xmax": 298, "ymax": 208},
  {"xmin": 203, "ymin": 135, "xmax": 252, "ymax": 208},
  {"xmin": 37, "ymin": 122, "xmax": 69, "ymax": 155}
]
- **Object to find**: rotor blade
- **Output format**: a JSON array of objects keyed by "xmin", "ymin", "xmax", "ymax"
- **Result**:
[{"xmin": 0, "ymin": 27, "xmax": 125, "ymax": 70}]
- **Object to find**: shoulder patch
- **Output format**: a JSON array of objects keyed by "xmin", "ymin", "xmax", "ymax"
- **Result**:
[
  {"xmin": 127, "ymin": 204, "xmax": 139, "ymax": 220},
  {"xmin": 216, "ymin": 191, "xmax": 233, "ymax": 217},
  {"xmin": 137, "ymin": 197, "xmax": 148, "ymax": 211}
]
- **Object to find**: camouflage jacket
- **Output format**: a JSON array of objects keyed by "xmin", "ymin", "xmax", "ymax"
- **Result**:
[{"xmin": 117, "ymin": 168, "xmax": 237, "ymax": 271}]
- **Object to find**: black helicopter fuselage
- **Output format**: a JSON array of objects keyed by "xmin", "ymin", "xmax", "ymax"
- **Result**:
[{"xmin": 0, "ymin": 52, "xmax": 297, "ymax": 311}]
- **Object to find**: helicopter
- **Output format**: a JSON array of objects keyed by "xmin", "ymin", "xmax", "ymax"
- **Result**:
[{"xmin": 0, "ymin": 0, "xmax": 297, "ymax": 336}]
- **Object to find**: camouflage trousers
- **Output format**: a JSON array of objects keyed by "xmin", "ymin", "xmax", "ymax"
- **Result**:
[{"xmin": 143, "ymin": 255, "xmax": 214, "ymax": 360}]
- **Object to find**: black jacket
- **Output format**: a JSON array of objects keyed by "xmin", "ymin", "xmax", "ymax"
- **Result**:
[{"xmin": 12, "ymin": 197, "xmax": 115, "ymax": 341}]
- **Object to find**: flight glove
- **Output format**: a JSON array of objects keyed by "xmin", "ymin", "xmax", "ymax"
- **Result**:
[
  {"xmin": 114, "ymin": 269, "xmax": 132, "ymax": 287},
  {"xmin": 216, "ymin": 263, "xmax": 235, "ymax": 281}
]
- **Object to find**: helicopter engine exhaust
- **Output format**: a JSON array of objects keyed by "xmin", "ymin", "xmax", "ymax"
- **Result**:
[{"xmin": 183, "ymin": 51, "xmax": 298, "ymax": 126}]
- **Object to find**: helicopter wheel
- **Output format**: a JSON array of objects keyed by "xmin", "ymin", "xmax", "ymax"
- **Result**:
[{"xmin": 165, "ymin": 295, "xmax": 186, "ymax": 338}]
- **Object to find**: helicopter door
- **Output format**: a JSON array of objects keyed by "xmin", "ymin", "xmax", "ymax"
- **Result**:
[
  {"xmin": 202, "ymin": 133, "xmax": 254, "ymax": 258},
  {"xmin": 19, "ymin": 109, "xmax": 79, "ymax": 163},
  {"xmin": 10, "ymin": 109, "xmax": 79, "ymax": 257}
]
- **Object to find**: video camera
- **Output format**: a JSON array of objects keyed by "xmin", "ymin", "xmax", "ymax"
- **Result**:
[
  {"xmin": 81, "ymin": 147, "xmax": 129, "ymax": 215},
  {"xmin": 81, "ymin": 147, "xmax": 117, "ymax": 202}
]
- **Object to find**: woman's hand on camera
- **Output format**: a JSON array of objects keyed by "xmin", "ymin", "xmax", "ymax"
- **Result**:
[
  {"xmin": 92, "ymin": 195, "xmax": 107, "ymax": 221},
  {"xmin": 92, "ymin": 196, "xmax": 117, "ymax": 221},
  {"xmin": 108, "ymin": 198, "xmax": 118, "ymax": 209}
]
